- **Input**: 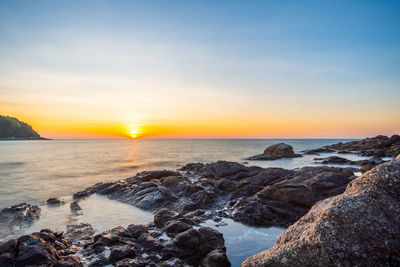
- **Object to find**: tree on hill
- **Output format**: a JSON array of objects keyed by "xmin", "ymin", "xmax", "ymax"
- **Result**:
[{"xmin": 0, "ymin": 115, "xmax": 44, "ymax": 139}]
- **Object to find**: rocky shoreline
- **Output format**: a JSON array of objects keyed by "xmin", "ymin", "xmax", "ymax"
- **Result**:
[{"xmin": 0, "ymin": 135, "xmax": 399, "ymax": 266}]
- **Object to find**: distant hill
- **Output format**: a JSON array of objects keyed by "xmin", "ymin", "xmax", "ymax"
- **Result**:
[{"xmin": 0, "ymin": 115, "xmax": 47, "ymax": 140}]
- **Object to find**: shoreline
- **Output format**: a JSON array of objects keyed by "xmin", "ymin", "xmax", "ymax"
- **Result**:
[{"xmin": 0, "ymin": 135, "xmax": 399, "ymax": 266}]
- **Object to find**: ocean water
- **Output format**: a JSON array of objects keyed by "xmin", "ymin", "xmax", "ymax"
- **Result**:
[
  {"xmin": 1, "ymin": 138, "xmax": 365, "ymax": 265},
  {"xmin": 0, "ymin": 138, "xmax": 361, "ymax": 209}
]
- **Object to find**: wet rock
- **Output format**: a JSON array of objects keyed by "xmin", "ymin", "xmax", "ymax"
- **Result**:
[
  {"xmin": 164, "ymin": 220, "xmax": 191, "ymax": 237},
  {"xmin": 0, "ymin": 203, "xmax": 41, "ymax": 238},
  {"xmin": 314, "ymin": 155, "xmax": 350, "ymax": 164},
  {"xmin": 154, "ymin": 208, "xmax": 180, "ymax": 227},
  {"xmin": 246, "ymin": 154, "xmax": 278, "ymax": 160},
  {"xmin": 0, "ymin": 229, "xmax": 82, "ymax": 267},
  {"xmin": 78, "ymin": 209, "xmax": 229, "ymax": 266},
  {"xmin": 73, "ymin": 160, "xmax": 356, "ymax": 228},
  {"xmin": 161, "ymin": 176, "xmax": 184, "ymax": 187},
  {"xmin": 70, "ymin": 201, "xmax": 82, "ymax": 212},
  {"xmin": 65, "ymin": 223, "xmax": 95, "ymax": 241},
  {"xmin": 46, "ymin": 197, "xmax": 65, "ymax": 206},
  {"xmin": 201, "ymin": 248, "xmax": 230, "ymax": 267},
  {"xmin": 302, "ymin": 148, "xmax": 334, "ymax": 154},
  {"xmin": 243, "ymin": 156, "xmax": 400, "ymax": 266}
]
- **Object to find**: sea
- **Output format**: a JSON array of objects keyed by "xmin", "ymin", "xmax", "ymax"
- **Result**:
[{"xmin": 0, "ymin": 138, "xmax": 368, "ymax": 265}]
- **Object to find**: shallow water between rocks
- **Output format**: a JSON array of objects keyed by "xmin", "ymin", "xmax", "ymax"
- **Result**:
[{"xmin": 0, "ymin": 194, "xmax": 284, "ymax": 266}]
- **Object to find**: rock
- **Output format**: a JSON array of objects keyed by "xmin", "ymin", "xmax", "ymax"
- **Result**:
[
  {"xmin": 247, "ymin": 143, "xmax": 301, "ymax": 160},
  {"xmin": 154, "ymin": 208, "xmax": 180, "ymax": 227},
  {"xmin": 65, "ymin": 223, "xmax": 95, "ymax": 241},
  {"xmin": 201, "ymin": 248, "xmax": 230, "ymax": 267},
  {"xmin": 46, "ymin": 197, "xmax": 65, "ymax": 206},
  {"xmin": 263, "ymin": 143, "xmax": 301, "ymax": 158},
  {"xmin": 302, "ymin": 148, "xmax": 334, "ymax": 154},
  {"xmin": 0, "ymin": 229, "xmax": 82, "ymax": 267},
  {"xmin": 245, "ymin": 154, "xmax": 278, "ymax": 160},
  {"xmin": 72, "ymin": 160, "xmax": 357, "ymax": 228},
  {"xmin": 70, "ymin": 201, "xmax": 82, "ymax": 212},
  {"xmin": 77, "ymin": 209, "xmax": 229, "ymax": 266},
  {"xmin": 243, "ymin": 156, "xmax": 400, "ymax": 266},
  {"xmin": 322, "ymin": 135, "xmax": 400, "ymax": 157},
  {"xmin": 314, "ymin": 156, "xmax": 350, "ymax": 164},
  {"xmin": 161, "ymin": 176, "xmax": 183, "ymax": 187},
  {"xmin": 0, "ymin": 203, "xmax": 41, "ymax": 239},
  {"xmin": 164, "ymin": 220, "xmax": 191, "ymax": 237}
]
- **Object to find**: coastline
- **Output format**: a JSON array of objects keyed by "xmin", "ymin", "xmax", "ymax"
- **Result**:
[{"xmin": 0, "ymin": 135, "xmax": 399, "ymax": 266}]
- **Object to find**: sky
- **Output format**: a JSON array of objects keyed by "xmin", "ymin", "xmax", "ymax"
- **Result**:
[{"xmin": 0, "ymin": 0, "xmax": 399, "ymax": 139}]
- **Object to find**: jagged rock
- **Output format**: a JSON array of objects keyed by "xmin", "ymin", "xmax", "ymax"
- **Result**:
[
  {"xmin": 65, "ymin": 223, "xmax": 95, "ymax": 241},
  {"xmin": 322, "ymin": 135, "xmax": 400, "ymax": 157},
  {"xmin": 242, "ymin": 155, "xmax": 400, "ymax": 266},
  {"xmin": 70, "ymin": 201, "xmax": 82, "ymax": 212},
  {"xmin": 0, "ymin": 203, "xmax": 41, "ymax": 238},
  {"xmin": 302, "ymin": 148, "xmax": 334, "ymax": 154},
  {"xmin": 46, "ymin": 197, "xmax": 65, "ymax": 206},
  {"xmin": 314, "ymin": 155, "xmax": 351, "ymax": 164},
  {"xmin": 0, "ymin": 229, "xmax": 82, "ymax": 266},
  {"xmin": 72, "ymin": 161, "xmax": 356, "ymax": 228},
  {"xmin": 78, "ymin": 209, "xmax": 230, "ymax": 266}
]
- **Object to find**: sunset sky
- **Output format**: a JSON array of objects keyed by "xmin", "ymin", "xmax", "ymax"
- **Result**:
[{"xmin": 0, "ymin": 0, "xmax": 399, "ymax": 139}]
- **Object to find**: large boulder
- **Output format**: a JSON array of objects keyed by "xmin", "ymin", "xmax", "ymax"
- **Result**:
[
  {"xmin": 263, "ymin": 143, "xmax": 300, "ymax": 158},
  {"xmin": 247, "ymin": 143, "xmax": 301, "ymax": 160},
  {"xmin": 242, "ymin": 155, "xmax": 400, "ymax": 266}
]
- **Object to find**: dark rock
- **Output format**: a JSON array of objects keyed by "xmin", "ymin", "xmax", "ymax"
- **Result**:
[
  {"xmin": 0, "ymin": 203, "xmax": 41, "ymax": 238},
  {"xmin": 164, "ymin": 220, "xmax": 191, "ymax": 237},
  {"xmin": 70, "ymin": 201, "xmax": 82, "ymax": 212},
  {"xmin": 77, "ymin": 210, "xmax": 229, "ymax": 266},
  {"xmin": 109, "ymin": 246, "xmax": 137, "ymax": 263},
  {"xmin": 314, "ymin": 155, "xmax": 350, "ymax": 164},
  {"xmin": 154, "ymin": 208, "xmax": 180, "ymax": 227},
  {"xmin": 322, "ymin": 135, "xmax": 400, "ymax": 157},
  {"xmin": 263, "ymin": 143, "xmax": 301, "ymax": 158},
  {"xmin": 65, "ymin": 223, "xmax": 95, "ymax": 241},
  {"xmin": 161, "ymin": 176, "xmax": 184, "ymax": 187},
  {"xmin": 127, "ymin": 224, "xmax": 147, "ymax": 238},
  {"xmin": 302, "ymin": 148, "xmax": 334, "ymax": 154},
  {"xmin": 246, "ymin": 154, "xmax": 278, "ymax": 160},
  {"xmin": 247, "ymin": 143, "xmax": 301, "ymax": 160},
  {"xmin": 243, "ymin": 155, "xmax": 400, "ymax": 267},
  {"xmin": 46, "ymin": 197, "xmax": 65, "ymax": 206},
  {"xmin": 201, "ymin": 248, "xmax": 230, "ymax": 267},
  {"xmin": 0, "ymin": 229, "xmax": 82, "ymax": 267}
]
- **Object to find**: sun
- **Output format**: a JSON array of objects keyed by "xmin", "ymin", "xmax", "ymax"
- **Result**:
[{"xmin": 130, "ymin": 129, "xmax": 138, "ymax": 139}]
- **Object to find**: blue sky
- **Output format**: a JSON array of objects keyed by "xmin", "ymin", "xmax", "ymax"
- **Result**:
[{"xmin": 0, "ymin": 0, "xmax": 399, "ymax": 138}]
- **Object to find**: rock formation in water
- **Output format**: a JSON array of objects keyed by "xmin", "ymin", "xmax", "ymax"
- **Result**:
[
  {"xmin": 0, "ymin": 115, "xmax": 46, "ymax": 140},
  {"xmin": 0, "ymin": 203, "xmax": 41, "ymax": 239},
  {"xmin": 246, "ymin": 143, "xmax": 302, "ymax": 160},
  {"xmin": 73, "ymin": 161, "xmax": 355, "ymax": 228},
  {"xmin": 322, "ymin": 135, "xmax": 400, "ymax": 157},
  {"xmin": 242, "ymin": 155, "xmax": 400, "ymax": 267}
]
